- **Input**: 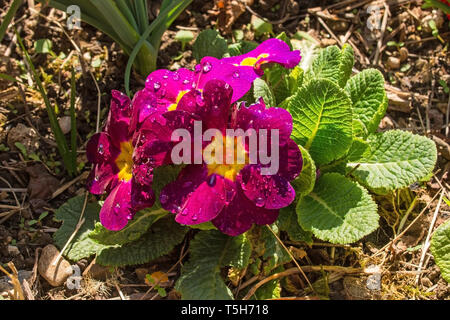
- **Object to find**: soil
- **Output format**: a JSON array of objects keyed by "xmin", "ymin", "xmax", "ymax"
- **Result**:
[{"xmin": 0, "ymin": 0, "xmax": 449, "ymax": 300}]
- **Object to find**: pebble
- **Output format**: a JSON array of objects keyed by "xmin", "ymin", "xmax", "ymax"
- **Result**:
[
  {"xmin": 58, "ymin": 116, "xmax": 72, "ymax": 135},
  {"xmin": 386, "ymin": 56, "xmax": 400, "ymax": 69},
  {"xmin": 38, "ymin": 244, "xmax": 73, "ymax": 287},
  {"xmin": 7, "ymin": 245, "xmax": 20, "ymax": 256},
  {"xmin": 135, "ymin": 268, "xmax": 149, "ymax": 282}
]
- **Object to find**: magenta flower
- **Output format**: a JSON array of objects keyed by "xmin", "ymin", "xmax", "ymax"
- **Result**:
[
  {"xmin": 148, "ymin": 80, "xmax": 303, "ymax": 236},
  {"xmin": 143, "ymin": 38, "xmax": 300, "ymax": 113},
  {"xmin": 86, "ymin": 90, "xmax": 157, "ymax": 231}
]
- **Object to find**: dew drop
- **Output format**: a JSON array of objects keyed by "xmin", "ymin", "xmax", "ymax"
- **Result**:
[
  {"xmin": 160, "ymin": 194, "xmax": 168, "ymax": 204},
  {"xmin": 207, "ymin": 174, "xmax": 216, "ymax": 186},
  {"xmin": 153, "ymin": 82, "xmax": 161, "ymax": 91},
  {"xmin": 163, "ymin": 75, "xmax": 169, "ymax": 79},
  {"xmin": 94, "ymin": 175, "xmax": 99, "ymax": 182},
  {"xmin": 192, "ymin": 214, "xmax": 198, "ymax": 221},
  {"xmin": 181, "ymin": 209, "xmax": 188, "ymax": 216},
  {"xmin": 224, "ymin": 83, "xmax": 230, "ymax": 89},
  {"xmin": 202, "ymin": 62, "xmax": 212, "ymax": 73},
  {"xmin": 173, "ymin": 73, "xmax": 180, "ymax": 81},
  {"xmin": 98, "ymin": 144, "xmax": 104, "ymax": 155},
  {"xmin": 183, "ymin": 79, "xmax": 190, "ymax": 85},
  {"xmin": 255, "ymin": 197, "xmax": 265, "ymax": 207},
  {"xmin": 233, "ymin": 71, "xmax": 240, "ymax": 78},
  {"xmin": 183, "ymin": 181, "xmax": 193, "ymax": 188}
]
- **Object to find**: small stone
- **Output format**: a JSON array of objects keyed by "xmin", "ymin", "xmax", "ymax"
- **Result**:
[
  {"xmin": 7, "ymin": 245, "xmax": 20, "ymax": 256},
  {"xmin": 386, "ymin": 57, "xmax": 400, "ymax": 69},
  {"xmin": 399, "ymin": 47, "xmax": 409, "ymax": 62},
  {"xmin": 38, "ymin": 245, "xmax": 73, "ymax": 287},
  {"xmin": 58, "ymin": 116, "xmax": 72, "ymax": 135},
  {"xmin": 135, "ymin": 268, "xmax": 149, "ymax": 282},
  {"xmin": 82, "ymin": 263, "xmax": 110, "ymax": 281}
]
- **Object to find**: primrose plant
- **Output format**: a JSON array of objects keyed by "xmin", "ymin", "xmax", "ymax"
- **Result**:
[{"xmin": 54, "ymin": 32, "xmax": 439, "ymax": 299}]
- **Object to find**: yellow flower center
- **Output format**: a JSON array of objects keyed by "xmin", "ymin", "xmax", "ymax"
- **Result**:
[
  {"xmin": 115, "ymin": 141, "xmax": 134, "ymax": 182},
  {"xmin": 168, "ymin": 90, "xmax": 190, "ymax": 111},
  {"xmin": 237, "ymin": 53, "xmax": 270, "ymax": 67},
  {"xmin": 204, "ymin": 135, "xmax": 249, "ymax": 181}
]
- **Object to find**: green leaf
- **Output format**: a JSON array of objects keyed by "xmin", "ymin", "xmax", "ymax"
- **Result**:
[
  {"xmin": 346, "ymin": 130, "xmax": 437, "ymax": 194},
  {"xmin": 288, "ymin": 79, "xmax": 353, "ymax": 165},
  {"xmin": 89, "ymin": 207, "xmax": 167, "ymax": 246},
  {"xmin": 251, "ymin": 16, "xmax": 273, "ymax": 37},
  {"xmin": 14, "ymin": 142, "xmax": 27, "ymax": 157},
  {"xmin": 176, "ymin": 230, "xmax": 251, "ymax": 300},
  {"xmin": 53, "ymin": 196, "xmax": 106, "ymax": 261},
  {"xmin": 193, "ymin": 29, "xmax": 227, "ymax": 62},
  {"xmin": 34, "ymin": 39, "xmax": 53, "ymax": 54},
  {"xmin": 278, "ymin": 204, "xmax": 313, "ymax": 245},
  {"xmin": 291, "ymin": 33, "xmax": 320, "ymax": 72},
  {"xmin": 252, "ymin": 266, "xmax": 283, "ymax": 299},
  {"xmin": 297, "ymin": 173, "xmax": 379, "ymax": 244},
  {"xmin": 253, "ymin": 78, "xmax": 276, "ymax": 107},
  {"xmin": 305, "ymin": 45, "xmax": 354, "ymax": 87},
  {"xmin": 345, "ymin": 69, "xmax": 388, "ymax": 136},
  {"xmin": 291, "ymin": 145, "xmax": 316, "ymax": 197},
  {"xmin": 96, "ymin": 217, "xmax": 188, "ymax": 267},
  {"xmin": 261, "ymin": 224, "xmax": 291, "ymax": 272},
  {"xmin": 431, "ymin": 220, "xmax": 450, "ymax": 283}
]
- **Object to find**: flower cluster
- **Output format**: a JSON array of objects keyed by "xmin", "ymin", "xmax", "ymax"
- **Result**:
[{"xmin": 86, "ymin": 38, "xmax": 303, "ymax": 235}]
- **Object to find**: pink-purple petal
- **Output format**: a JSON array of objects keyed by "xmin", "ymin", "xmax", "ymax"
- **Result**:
[
  {"xmin": 278, "ymin": 139, "xmax": 303, "ymax": 181},
  {"xmin": 239, "ymin": 165, "xmax": 295, "ymax": 210},
  {"xmin": 99, "ymin": 181, "xmax": 133, "ymax": 231},
  {"xmin": 86, "ymin": 132, "xmax": 119, "ymax": 164},
  {"xmin": 86, "ymin": 162, "xmax": 119, "ymax": 195}
]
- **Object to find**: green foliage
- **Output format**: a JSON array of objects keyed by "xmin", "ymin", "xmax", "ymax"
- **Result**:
[
  {"xmin": 96, "ymin": 217, "xmax": 188, "ymax": 267},
  {"xmin": 34, "ymin": 39, "xmax": 53, "ymax": 54},
  {"xmin": 346, "ymin": 130, "xmax": 437, "ymax": 194},
  {"xmin": 345, "ymin": 69, "xmax": 388, "ymax": 137},
  {"xmin": 0, "ymin": 0, "xmax": 22, "ymax": 43},
  {"xmin": 253, "ymin": 78, "xmax": 276, "ymax": 107},
  {"xmin": 305, "ymin": 44, "xmax": 354, "ymax": 87},
  {"xmin": 53, "ymin": 196, "xmax": 106, "ymax": 261},
  {"xmin": 193, "ymin": 29, "xmax": 228, "ymax": 62},
  {"xmin": 290, "ymin": 145, "xmax": 316, "ymax": 198},
  {"xmin": 261, "ymin": 225, "xmax": 291, "ymax": 273},
  {"xmin": 175, "ymin": 30, "xmax": 194, "ymax": 50},
  {"xmin": 431, "ymin": 220, "xmax": 450, "ymax": 283},
  {"xmin": 288, "ymin": 78, "xmax": 353, "ymax": 165},
  {"xmin": 251, "ymin": 16, "xmax": 273, "ymax": 37},
  {"xmin": 175, "ymin": 230, "xmax": 251, "ymax": 300},
  {"xmin": 297, "ymin": 173, "xmax": 379, "ymax": 244},
  {"xmin": 89, "ymin": 208, "xmax": 167, "ymax": 246},
  {"xmin": 278, "ymin": 205, "xmax": 313, "ymax": 245}
]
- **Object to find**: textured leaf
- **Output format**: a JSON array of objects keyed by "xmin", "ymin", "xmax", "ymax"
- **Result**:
[
  {"xmin": 89, "ymin": 208, "xmax": 167, "ymax": 245},
  {"xmin": 193, "ymin": 29, "xmax": 227, "ymax": 62},
  {"xmin": 305, "ymin": 45, "xmax": 354, "ymax": 87},
  {"xmin": 176, "ymin": 230, "xmax": 251, "ymax": 300},
  {"xmin": 346, "ymin": 130, "xmax": 437, "ymax": 194},
  {"xmin": 288, "ymin": 79, "xmax": 353, "ymax": 165},
  {"xmin": 345, "ymin": 69, "xmax": 388, "ymax": 136},
  {"xmin": 291, "ymin": 145, "xmax": 316, "ymax": 197},
  {"xmin": 253, "ymin": 78, "xmax": 276, "ymax": 107},
  {"xmin": 53, "ymin": 196, "xmax": 106, "ymax": 261},
  {"xmin": 253, "ymin": 266, "xmax": 283, "ymax": 300},
  {"xmin": 96, "ymin": 217, "xmax": 188, "ymax": 267},
  {"xmin": 278, "ymin": 204, "xmax": 313, "ymax": 244},
  {"xmin": 261, "ymin": 224, "xmax": 291, "ymax": 272},
  {"xmin": 431, "ymin": 220, "xmax": 450, "ymax": 283},
  {"xmin": 291, "ymin": 34, "xmax": 320, "ymax": 72},
  {"xmin": 297, "ymin": 173, "xmax": 379, "ymax": 244}
]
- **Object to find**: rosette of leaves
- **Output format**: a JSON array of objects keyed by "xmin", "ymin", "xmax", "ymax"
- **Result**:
[{"xmin": 279, "ymin": 44, "xmax": 437, "ymax": 245}]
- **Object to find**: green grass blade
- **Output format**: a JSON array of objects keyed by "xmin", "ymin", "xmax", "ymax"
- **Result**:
[
  {"xmin": 70, "ymin": 68, "xmax": 78, "ymax": 175},
  {"xmin": 124, "ymin": 0, "xmax": 192, "ymax": 96},
  {"xmin": 16, "ymin": 31, "xmax": 74, "ymax": 176},
  {"xmin": 115, "ymin": 0, "xmax": 139, "ymax": 31},
  {"xmin": 134, "ymin": 0, "xmax": 149, "ymax": 34},
  {"xmin": 0, "ymin": 0, "xmax": 23, "ymax": 43}
]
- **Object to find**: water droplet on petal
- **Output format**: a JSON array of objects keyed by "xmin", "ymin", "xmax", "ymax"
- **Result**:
[
  {"xmin": 183, "ymin": 79, "xmax": 190, "ymax": 85},
  {"xmin": 202, "ymin": 62, "xmax": 212, "ymax": 73},
  {"xmin": 233, "ymin": 71, "xmax": 240, "ymax": 78},
  {"xmin": 163, "ymin": 75, "xmax": 169, "ymax": 79},
  {"xmin": 98, "ymin": 144, "xmax": 104, "ymax": 155},
  {"xmin": 127, "ymin": 213, "xmax": 133, "ymax": 220},
  {"xmin": 207, "ymin": 174, "xmax": 216, "ymax": 186},
  {"xmin": 153, "ymin": 82, "xmax": 161, "ymax": 91},
  {"xmin": 255, "ymin": 197, "xmax": 265, "ymax": 207},
  {"xmin": 183, "ymin": 181, "xmax": 193, "ymax": 188},
  {"xmin": 192, "ymin": 214, "xmax": 198, "ymax": 221},
  {"xmin": 180, "ymin": 209, "xmax": 188, "ymax": 216},
  {"xmin": 173, "ymin": 73, "xmax": 180, "ymax": 81},
  {"xmin": 160, "ymin": 194, "xmax": 168, "ymax": 204},
  {"xmin": 94, "ymin": 175, "xmax": 99, "ymax": 181},
  {"xmin": 224, "ymin": 83, "xmax": 230, "ymax": 89}
]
